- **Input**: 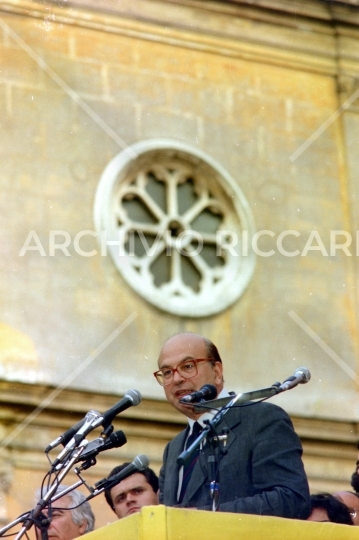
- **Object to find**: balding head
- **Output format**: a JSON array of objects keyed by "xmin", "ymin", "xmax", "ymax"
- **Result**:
[{"xmin": 159, "ymin": 333, "xmax": 222, "ymax": 364}]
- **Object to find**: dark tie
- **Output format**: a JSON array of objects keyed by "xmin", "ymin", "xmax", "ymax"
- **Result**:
[{"xmin": 179, "ymin": 421, "xmax": 202, "ymax": 503}]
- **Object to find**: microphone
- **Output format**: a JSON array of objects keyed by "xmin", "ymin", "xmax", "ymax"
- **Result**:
[
  {"xmin": 46, "ymin": 419, "xmax": 88, "ymax": 453},
  {"xmin": 75, "ymin": 430, "xmax": 127, "ymax": 462},
  {"xmin": 94, "ymin": 454, "xmax": 150, "ymax": 493},
  {"xmin": 52, "ymin": 410, "xmax": 103, "ymax": 467},
  {"xmin": 100, "ymin": 389, "xmax": 142, "ymax": 427},
  {"xmin": 46, "ymin": 390, "xmax": 142, "ymax": 453},
  {"xmin": 179, "ymin": 384, "xmax": 217, "ymax": 404},
  {"xmin": 277, "ymin": 367, "xmax": 311, "ymax": 393},
  {"xmin": 67, "ymin": 410, "xmax": 103, "ymax": 444}
]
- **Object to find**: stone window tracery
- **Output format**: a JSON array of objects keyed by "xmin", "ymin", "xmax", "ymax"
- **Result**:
[{"xmin": 95, "ymin": 139, "xmax": 255, "ymax": 317}]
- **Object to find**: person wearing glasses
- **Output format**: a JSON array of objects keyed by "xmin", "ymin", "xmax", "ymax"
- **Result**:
[{"xmin": 154, "ymin": 332, "xmax": 310, "ymax": 519}]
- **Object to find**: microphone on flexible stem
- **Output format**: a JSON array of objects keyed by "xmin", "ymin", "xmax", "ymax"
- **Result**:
[
  {"xmin": 277, "ymin": 367, "xmax": 311, "ymax": 393},
  {"xmin": 179, "ymin": 384, "xmax": 218, "ymax": 404},
  {"xmin": 100, "ymin": 389, "xmax": 142, "ymax": 427},
  {"xmin": 92, "ymin": 454, "xmax": 150, "ymax": 494},
  {"xmin": 45, "ymin": 419, "xmax": 88, "ymax": 453},
  {"xmin": 52, "ymin": 410, "xmax": 103, "ymax": 467},
  {"xmin": 75, "ymin": 430, "xmax": 127, "ymax": 463},
  {"xmin": 46, "ymin": 389, "xmax": 142, "ymax": 453}
]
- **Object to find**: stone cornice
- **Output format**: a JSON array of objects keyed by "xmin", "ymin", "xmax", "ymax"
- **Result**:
[
  {"xmin": 0, "ymin": 381, "xmax": 184, "ymax": 472},
  {"xmin": 0, "ymin": 0, "xmax": 358, "ymax": 76},
  {"xmin": 0, "ymin": 381, "xmax": 358, "ymax": 445},
  {"xmin": 0, "ymin": 380, "xmax": 186, "ymax": 427}
]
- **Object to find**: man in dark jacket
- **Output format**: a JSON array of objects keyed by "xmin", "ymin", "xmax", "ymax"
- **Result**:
[{"xmin": 154, "ymin": 332, "xmax": 310, "ymax": 519}]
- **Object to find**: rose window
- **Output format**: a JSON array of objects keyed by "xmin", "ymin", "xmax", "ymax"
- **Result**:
[{"xmin": 94, "ymin": 139, "xmax": 255, "ymax": 317}]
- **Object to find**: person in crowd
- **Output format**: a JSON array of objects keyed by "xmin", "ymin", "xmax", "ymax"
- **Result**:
[
  {"xmin": 350, "ymin": 441, "xmax": 359, "ymax": 494},
  {"xmin": 307, "ymin": 493, "xmax": 353, "ymax": 524},
  {"xmin": 104, "ymin": 464, "xmax": 159, "ymax": 519},
  {"xmin": 351, "ymin": 463, "xmax": 359, "ymax": 494},
  {"xmin": 333, "ymin": 490, "xmax": 359, "ymax": 525},
  {"xmin": 154, "ymin": 332, "xmax": 310, "ymax": 518},
  {"xmin": 35, "ymin": 485, "xmax": 95, "ymax": 540}
]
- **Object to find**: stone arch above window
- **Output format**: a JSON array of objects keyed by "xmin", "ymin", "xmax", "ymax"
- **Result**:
[{"xmin": 94, "ymin": 139, "xmax": 256, "ymax": 317}]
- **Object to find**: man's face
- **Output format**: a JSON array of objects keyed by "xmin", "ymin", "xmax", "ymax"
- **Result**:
[
  {"xmin": 36, "ymin": 495, "xmax": 86, "ymax": 540},
  {"xmin": 110, "ymin": 472, "xmax": 158, "ymax": 519},
  {"xmin": 157, "ymin": 334, "xmax": 223, "ymax": 419}
]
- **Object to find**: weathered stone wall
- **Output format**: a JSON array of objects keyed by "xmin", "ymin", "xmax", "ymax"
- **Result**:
[{"xmin": 0, "ymin": 0, "xmax": 359, "ymax": 528}]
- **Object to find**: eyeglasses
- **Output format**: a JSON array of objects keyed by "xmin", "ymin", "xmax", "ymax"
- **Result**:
[{"xmin": 153, "ymin": 358, "xmax": 214, "ymax": 386}]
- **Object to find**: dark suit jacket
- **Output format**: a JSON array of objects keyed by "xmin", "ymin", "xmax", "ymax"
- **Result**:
[{"xmin": 159, "ymin": 401, "xmax": 310, "ymax": 519}]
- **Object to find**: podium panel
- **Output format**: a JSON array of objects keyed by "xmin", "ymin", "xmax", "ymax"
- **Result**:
[{"xmin": 85, "ymin": 505, "xmax": 358, "ymax": 540}]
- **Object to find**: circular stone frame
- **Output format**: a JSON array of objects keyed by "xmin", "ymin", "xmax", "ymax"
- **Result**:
[{"xmin": 94, "ymin": 139, "xmax": 256, "ymax": 317}]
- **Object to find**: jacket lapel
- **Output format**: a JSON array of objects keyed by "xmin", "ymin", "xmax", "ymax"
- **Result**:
[{"xmin": 165, "ymin": 428, "xmax": 188, "ymax": 505}]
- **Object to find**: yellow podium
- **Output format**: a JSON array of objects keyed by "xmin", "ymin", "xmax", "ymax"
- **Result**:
[{"xmin": 85, "ymin": 505, "xmax": 358, "ymax": 540}]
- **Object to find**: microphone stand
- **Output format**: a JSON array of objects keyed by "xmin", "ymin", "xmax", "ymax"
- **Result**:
[
  {"xmin": 0, "ymin": 452, "xmax": 134, "ymax": 539},
  {"xmin": 177, "ymin": 382, "xmax": 281, "ymax": 511},
  {"xmin": 0, "ymin": 413, "xmax": 132, "ymax": 539},
  {"xmin": 0, "ymin": 479, "xmax": 88, "ymax": 539},
  {"xmin": 192, "ymin": 383, "xmax": 281, "ymax": 414},
  {"xmin": 13, "ymin": 445, "xmax": 87, "ymax": 540},
  {"xmin": 0, "ymin": 422, "xmax": 126, "ymax": 539},
  {"xmin": 0, "ymin": 515, "xmax": 31, "ymax": 538},
  {"xmin": 203, "ymin": 420, "xmax": 221, "ymax": 512}
]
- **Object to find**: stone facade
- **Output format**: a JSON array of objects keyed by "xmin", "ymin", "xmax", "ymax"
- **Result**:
[{"xmin": 1, "ymin": 0, "xmax": 359, "ymax": 529}]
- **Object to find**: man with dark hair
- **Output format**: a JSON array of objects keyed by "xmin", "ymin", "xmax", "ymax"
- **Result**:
[
  {"xmin": 351, "ymin": 465, "xmax": 359, "ymax": 494},
  {"xmin": 333, "ymin": 490, "xmax": 359, "ymax": 525},
  {"xmin": 154, "ymin": 332, "xmax": 311, "ymax": 518},
  {"xmin": 308, "ymin": 493, "xmax": 353, "ymax": 524},
  {"xmin": 104, "ymin": 464, "xmax": 158, "ymax": 519},
  {"xmin": 350, "ymin": 441, "xmax": 359, "ymax": 494}
]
